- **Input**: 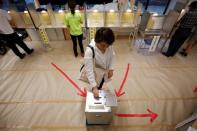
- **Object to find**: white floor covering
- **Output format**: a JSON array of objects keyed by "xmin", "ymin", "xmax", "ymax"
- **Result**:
[{"xmin": 0, "ymin": 38, "xmax": 197, "ymax": 131}]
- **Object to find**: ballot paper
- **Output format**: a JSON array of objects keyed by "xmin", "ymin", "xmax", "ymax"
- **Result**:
[
  {"xmin": 187, "ymin": 126, "xmax": 197, "ymax": 131},
  {"xmin": 104, "ymin": 90, "xmax": 117, "ymax": 107},
  {"xmin": 175, "ymin": 113, "xmax": 197, "ymax": 129}
]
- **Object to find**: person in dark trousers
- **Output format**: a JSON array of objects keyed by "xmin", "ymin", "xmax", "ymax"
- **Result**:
[
  {"xmin": 179, "ymin": 28, "xmax": 197, "ymax": 57},
  {"xmin": 162, "ymin": 1, "xmax": 197, "ymax": 57},
  {"xmin": 0, "ymin": 9, "xmax": 34, "ymax": 59},
  {"xmin": 64, "ymin": 2, "xmax": 84, "ymax": 57}
]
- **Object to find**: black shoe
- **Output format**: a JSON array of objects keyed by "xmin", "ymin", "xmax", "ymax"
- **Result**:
[
  {"xmin": 81, "ymin": 53, "xmax": 84, "ymax": 57},
  {"xmin": 179, "ymin": 51, "xmax": 187, "ymax": 57},
  {"xmin": 19, "ymin": 53, "xmax": 26, "ymax": 59},
  {"xmin": 162, "ymin": 52, "xmax": 170, "ymax": 57},
  {"xmin": 27, "ymin": 49, "xmax": 34, "ymax": 55},
  {"xmin": 74, "ymin": 53, "xmax": 78, "ymax": 57},
  {"xmin": 182, "ymin": 48, "xmax": 186, "ymax": 52}
]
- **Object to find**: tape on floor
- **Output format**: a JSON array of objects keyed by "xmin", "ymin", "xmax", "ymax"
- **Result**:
[
  {"xmin": 0, "ymin": 123, "xmax": 176, "ymax": 129},
  {"xmin": 0, "ymin": 100, "xmax": 84, "ymax": 104},
  {"xmin": 1, "ymin": 96, "xmax": 197, "ymax": 105},
  {"xmin": 0, "ymin": 96, "xmax": 196, "ymax": 105}
]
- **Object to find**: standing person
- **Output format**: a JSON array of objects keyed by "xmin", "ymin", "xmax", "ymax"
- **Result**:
[
  {"xmin": 162, "ymin": 1, "xmax": 197, "ymax": 57},
  {"xmin": 179, "ymin": 28, "xmax": 197, "ymax": 57},
  {"xmin": 0, "ymin": 9, "xmax": 34, "ymax": 59},
  {"xmin": 84, "ymin": 27, "xmax": 115, "ymax": 98},
  {"xmin": 64, "ymin": 2, "xmax": 84, "ymax": 57}
]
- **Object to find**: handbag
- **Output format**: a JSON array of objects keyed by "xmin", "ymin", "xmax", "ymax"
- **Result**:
[
  {"xmin": 14, "ymin": 28, "xmax": 29, "ymax": 39},
  {"xmin": 78, "ymin": 45, "xmax": 105, "ymax": 85}
]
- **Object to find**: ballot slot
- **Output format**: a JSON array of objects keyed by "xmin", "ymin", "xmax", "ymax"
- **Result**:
[
  {"xmin": 94, "ymin": 102, "xmax": 102, "ymax": 104},
  {"xmin": 89, "ymin": 105, "xmax": 105, "ymax": 110}
]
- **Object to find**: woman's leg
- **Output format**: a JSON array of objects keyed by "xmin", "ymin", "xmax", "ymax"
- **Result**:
[
  {"xmin": 14, "ymin": 33, "xmax": 33, "ymax": 54},
  {"xmin": 77, "ymin": 34, "xmax": 84, "ymax": 56},
  {"xmin": 2, "ymin": 33, "xmax": 25, "ymax": 59},
  {"xmin": 185, "ymin": 38, "xmax": 197, "ymax": 54},
  {"xmin": 70, "ymin": 35, "xmax": 78, "ymax": 57},
  {"xmin": 180, "ymin": 34, "xmax": 196, "ymax": 56},
  {"xmin": 165, "ymin": 28, "xmax": 191, "ymax": 56},
  {"xmin": 164, "ymin": 28, "xmax": 182, "ymax": 56}
]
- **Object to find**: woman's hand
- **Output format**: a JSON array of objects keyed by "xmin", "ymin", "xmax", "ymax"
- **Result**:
[
  {"xmin": 108, "ymin": 70, "xmax": 114, "ymax": 79},
  {"xmin": 92, "ymin": 87, "xmax": 99, "ymax": 98}
]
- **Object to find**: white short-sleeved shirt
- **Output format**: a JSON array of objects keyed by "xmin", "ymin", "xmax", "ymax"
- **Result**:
[
  {"xmin": 0, "ymin": 9, "xmax": 14, "ymax": 34},
  {"xmin": 84, "ymin": 39, "xmax": 115, "ymax": 88}
]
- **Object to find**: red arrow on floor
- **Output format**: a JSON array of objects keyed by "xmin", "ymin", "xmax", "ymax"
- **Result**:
[
  {"xmin": 114, "ymin": 109, "xmax": 158, "ymax": 123},
  {"xmin": 194, "ymin": 86, "xmax": 197, "ymax": 93},
  {"xmin": 114, "ymin": 63, "xmax": 130, "ymax": 97},
  {"xmin": 51, "ymin": 63, "xmax": 87, "ymax": 97}
]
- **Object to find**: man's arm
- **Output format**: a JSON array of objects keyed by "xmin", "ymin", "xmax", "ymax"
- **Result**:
[
  {"xmin": 64, "ymin": 15, "xmax": 69, "ymax": 28},
  {"xmin": 4, "ymin": 10, "xmax": 16, "ymax": 27},
  {"xmin": 175, "ymin": 11, "xmax": 188, "ymax": 27},
  {"xmin": 9, "ymin": 20, "xmax": 16, "ymax": 27},
  {"xmin": 80, "ymin": 13, "xmax": 83, "ymax": 24},
  {"xmin": 84, "ymin": 47, "xmax": 99, "ymax": 98}
]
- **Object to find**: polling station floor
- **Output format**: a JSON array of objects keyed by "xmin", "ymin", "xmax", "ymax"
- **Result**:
[{"xmin": 0, "ymin": 38, "xmax": 197, "ymax": 131}]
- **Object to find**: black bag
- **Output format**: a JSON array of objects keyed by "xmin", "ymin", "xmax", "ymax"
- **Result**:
[
  {"xmin": 0, "ymin": 37, "xmax": 8, "ymax": 55},
  {"xmin": 14, "ymin": 28, "xmax": 29, "ymax": 39}
]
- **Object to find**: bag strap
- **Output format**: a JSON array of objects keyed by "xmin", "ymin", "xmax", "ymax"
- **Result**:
[
  {"xmin": 88, "ymin": 45, "xmax": 96, "ymax": 70},
  {"xmin": 88, "ymin": 45, "xmax": 95, "ymax": 58},
  {"xmin": 80, "ymin": 45, "xmax": 95, "ymax": 72}
]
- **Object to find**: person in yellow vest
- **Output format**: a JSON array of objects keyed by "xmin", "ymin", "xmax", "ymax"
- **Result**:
[{"xmin": 64, "ymin": 2, "xmax": 84, "ymax": 57}]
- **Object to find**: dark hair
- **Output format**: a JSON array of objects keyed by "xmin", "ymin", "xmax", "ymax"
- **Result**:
[
  {"xmin": 95, "ymin": 27, "xmax": 115, "ymax": 45},
  {"xmin": 70, "ymin": 8, "xmax": 75, "ymax": 15},
  {"xmin": 68, "ymin": 0, "xmax": 76, "ymax": 15},
  {"xmin": 189, "ymin": 1, "xmax": 197, "ymax": 10}
]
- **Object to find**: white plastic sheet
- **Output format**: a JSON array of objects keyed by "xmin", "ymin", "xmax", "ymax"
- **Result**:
[{"xmin": 0, "ymin": 39, "xmax": 197, "ymax": 131}]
